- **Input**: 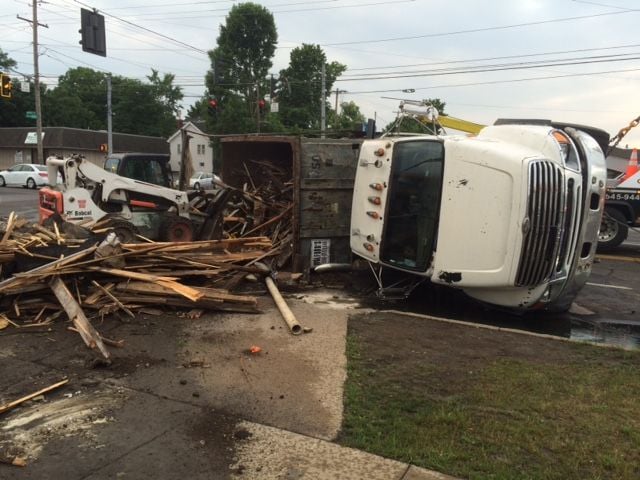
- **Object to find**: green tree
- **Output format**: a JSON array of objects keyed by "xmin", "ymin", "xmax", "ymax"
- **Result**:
[
  {"xmin": 41, "ymin": 67, "xmax": 183, "ymax": 137},
  {"xmin": 331, "ymin": 101, "xmax": 366, "ymax": 132},
  {"xmin": 277, "ymin": 44, "xmax": 346, "ymax": 132},
  {"xmin": 205, "ymin": 2, "xmax": 277, "ymax": 133},
  {"xmin": 0, "ymin": 48, "xmax": 16, "ymax": 70}
]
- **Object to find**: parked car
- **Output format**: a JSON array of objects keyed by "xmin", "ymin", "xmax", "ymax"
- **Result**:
[
  {"xmin": 189, "ymin": 171, "xmax": 221, "ymax": 190},
  {"xmin": 0, "ymin": 163, "xmax": 57, "ymax": 189}
]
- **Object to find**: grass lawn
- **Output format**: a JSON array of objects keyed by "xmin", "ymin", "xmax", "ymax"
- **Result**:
[{"xmin": 338, "ymin": 312, "xmax": 640, "ymax": 480}]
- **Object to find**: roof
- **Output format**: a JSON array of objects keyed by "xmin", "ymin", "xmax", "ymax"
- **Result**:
[
  {"xmin": 0, "ymin": 127, "xmax": 169, "ymax": 154},
  {"xmin": 166, "ymin": 121, "xmax": 207, "ymax": 143}
]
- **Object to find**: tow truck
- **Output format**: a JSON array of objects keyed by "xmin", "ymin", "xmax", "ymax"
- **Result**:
[
  {"xmin": 596, "ymin": 115, "xmax": 640, "ymax": 250},
  {"xmin": 350, "ymin": 101, "xmax": 607, "ymax": 312},
  {"xmin": 599, "ymin": 159, "xmax": 640, "ymax": 250}
]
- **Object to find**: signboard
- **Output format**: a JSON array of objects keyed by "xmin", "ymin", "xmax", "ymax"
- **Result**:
[
  {"xmin": 270, "ymin": 101, "xmax": 279, "ymax": 113},
  {"xmin": 21, "ymin": 81, "xmax": 30, "ymax": 93},
  {"xmin": 24, "ymin": 131, "xmax": 44, "ymax": 144},
  {"xmin": 25, "ymin": 111, "xmax": 37, "ymax": 120}
]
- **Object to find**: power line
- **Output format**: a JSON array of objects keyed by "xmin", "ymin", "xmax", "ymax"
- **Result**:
[
  {"xmin": 344, "ymin": 43, "xmax": 640, "ymax": 72},
  {"xmin": 319, "ymin": 9, "xmax": 639, "ymax": 47},
  {"xmin": 337, "ymin": 52, "xmax": 640, "ymax": 80},
  {"xmin": 343, "ymin": 66, "xmax": 640, "ymax": 94}
]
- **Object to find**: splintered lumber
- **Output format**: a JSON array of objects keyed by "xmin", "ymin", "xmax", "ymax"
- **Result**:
[
  {"xmin": 115, "ymin": 281, "xmax": 257, "ymax": 305},
  {"xmin": 0, "ymin": 245, "xmax": 98, "ymax": 294},
  {"xmin": 0, "ymin": 378, "xmax": 69, "ymax": 415},
  {"xmin": 91, "ymin": 280, "xmax": 134, "ymax": 318},
  {"xmin": 88, "ymin": 267, "xmax": 203, "ymax": 302},
  {"xmin": 49, "ymin": 277, "xmax": 111, "ymax": 360},
  {"xmin": 0, "ymin": 212, "xmax": 16, "ymax": 245}
]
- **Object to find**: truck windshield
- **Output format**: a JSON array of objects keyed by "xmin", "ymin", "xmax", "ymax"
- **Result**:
[{"xmin": 381, "ymin": 140, "xmax": 444, "ymax": 271}]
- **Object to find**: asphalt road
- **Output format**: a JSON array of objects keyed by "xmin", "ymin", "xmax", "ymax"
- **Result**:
[{"xmin": 0, "ymin": 186, "xmax": 40, "ymax": 222}]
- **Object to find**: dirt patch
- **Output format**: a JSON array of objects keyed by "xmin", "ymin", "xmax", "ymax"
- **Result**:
[{"xmin": 345, "ymin": 311, "xmax": 636, "ymax": 396}]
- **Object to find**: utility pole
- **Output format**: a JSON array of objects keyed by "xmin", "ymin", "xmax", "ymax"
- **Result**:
[
  {"xmin": 18, "ymin": 2, "xmax": 48, "ymax": 164},
  {"xmin": 320, "ymin": 63, "xmax": 326, "ymax": 138},
  {"xmin": 107, "ymin": 74, "xmax": 113, "ymax": 155},
  {"xmin": 256, "ymin": 82, "xmax": 261, "ymax": 133}
]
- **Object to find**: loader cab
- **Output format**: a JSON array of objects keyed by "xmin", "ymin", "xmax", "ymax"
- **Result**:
[{"xmin": 104, "ymin": 153, "xmax": 173, "ymax": 188}]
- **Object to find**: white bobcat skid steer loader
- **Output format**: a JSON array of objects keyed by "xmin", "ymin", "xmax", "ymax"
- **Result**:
[{"xmin": 39, "ymin": 155, "xmax": 196, "ymax": 242}]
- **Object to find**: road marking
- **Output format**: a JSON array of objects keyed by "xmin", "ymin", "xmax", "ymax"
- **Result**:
[{"xmin": 586, "ymin": 282, "xmax": 633, "ymax": 291}]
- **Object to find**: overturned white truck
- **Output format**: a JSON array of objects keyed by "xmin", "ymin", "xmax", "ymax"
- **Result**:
[{"xmin": 350, "ymin": 120, "xmax": 607, "ymax": 311}]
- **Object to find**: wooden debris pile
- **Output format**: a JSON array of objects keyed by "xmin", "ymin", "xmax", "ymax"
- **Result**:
[
  {"xmin": 0, "ymin": 213, "xmax": 277, "ymax": 361},
  {"xmin": 220, "ymin": 159, "xmax": 294, "ymax": 268}
]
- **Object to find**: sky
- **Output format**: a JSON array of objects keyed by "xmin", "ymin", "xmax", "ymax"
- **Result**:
[{"xmin": 2, "ymin": 0, "xmax": 640, "ymax": 148}]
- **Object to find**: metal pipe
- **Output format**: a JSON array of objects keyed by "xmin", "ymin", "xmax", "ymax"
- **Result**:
[
  {"xmin": 313, "ymin": 263, "xmax": 353, "ymax": 273},
  {"xmin": 264, "ymin": 276, "xmax": 302, "ymax": 335}
]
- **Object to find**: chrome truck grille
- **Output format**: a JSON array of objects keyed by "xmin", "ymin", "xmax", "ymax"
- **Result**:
[{"xmin": 516, "ymin": 160, "xmax": 568, "ymax": 287}]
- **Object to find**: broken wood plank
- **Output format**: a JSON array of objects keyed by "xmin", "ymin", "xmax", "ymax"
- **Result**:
[
  {"xmin": 0, "ymin": 246, "xmax": 97, "ymax": 293},
  {"xmin": 115, "ymin": 281, "xmax": 257, "ymax": 305},
  {"xmin": 91, "ymin": 280, "xmax": 135, "ymax": 318},
  {"xmin": 89, "ymin": 267, "xmax": 203, "ymax": 302},
  {"xmin": 0, "ymin": 212, "xmax": 16, "ymax": 245},
  {"xmin": 49, "ymin": 277, "xmax": 110, "ymax": 360},
  {"xmin": 0, "ymin": 378, "xmax": 69, "ymax": 415}
]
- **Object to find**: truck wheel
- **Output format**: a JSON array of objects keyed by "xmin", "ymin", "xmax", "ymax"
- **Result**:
[
  {"xmin": 0, "ymin": 176, "xmax": 5, "ymax": 187},
  {"xmin": 597, "ymin": 208, "xmax": 628, "ymax": 251}
]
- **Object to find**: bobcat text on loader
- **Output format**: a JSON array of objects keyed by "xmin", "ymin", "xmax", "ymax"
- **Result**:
[
  {"xmin": 350, "ymin": 105, "xmax": 608, "ymax": 312},
  {"xmin": 38, "ymin": 155, "xmax": 225, "ymax": 243}
]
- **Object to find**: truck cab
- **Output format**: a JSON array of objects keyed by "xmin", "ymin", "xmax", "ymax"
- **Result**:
[{"xmin": 351, "ymin": 122, "xmax": 607, "ymax": 311}]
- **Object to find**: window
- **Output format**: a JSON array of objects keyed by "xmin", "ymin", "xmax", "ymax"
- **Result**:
[
  {"xmin": 200, "ymin": 162, "xmax": 205, "ymax": 167},
  {"xmin": 380, "ymin": 140, "xmax": 445, "ymax": 272},
  {"xmin": 196, "ymin": 144, "xmax": 205, "ymax": 155},
  {"xmin": 177, "ymin": 143, "xmax": 181, "ymax": 154}
]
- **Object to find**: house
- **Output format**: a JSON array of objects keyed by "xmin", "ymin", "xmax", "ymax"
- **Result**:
[
  {"xmin": 167, "ymin": 121, "xmax": 214, "ymax": 178},
  {"xmin": 0, "ymin": 127, "xmax": 169, "ymax": 170}
]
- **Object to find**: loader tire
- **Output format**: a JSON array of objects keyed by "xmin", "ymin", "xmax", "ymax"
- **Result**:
[
  {"xmin": 163, "ymin": 217, "xmax": 194, "ymax": 243},
  {"xmin": 106, "ymin": 220, "xmax": 139, "ymax": 244}
]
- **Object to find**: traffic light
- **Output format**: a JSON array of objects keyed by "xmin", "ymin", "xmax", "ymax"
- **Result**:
[
  {"xmin": 1, "ymin": 73, "xmax": 12, "ymax": 99},
  {"xmin": 258, "ymin": 99, "xmax": 266, "ymax": 117},
  {"xmin": 213, "ymin": 58, "xmax": 226, "ymax": 85},
  {"xmin": 208, "ymin": 98, "xmax": 218, "ymax": 118},
  {"xmin": 79, "ymin": 8, "xmax": 106, "ymax": 57}
]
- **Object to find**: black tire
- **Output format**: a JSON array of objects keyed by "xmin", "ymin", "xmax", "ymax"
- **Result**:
[
  {"xmin": 193, "ymin": 182, "xmax": 200, "ymax": 191},
  {"xmin": 26, "ymin": 177, "xmax": 36, "ymax": 189},
  {"xmin": 162, "ymin": 216, "xmax": 194, "ymax": 242},
  {"xmin": 0, "ymin": 176, "xmax": 5, "ymax": 187},
  {"xmin": 597, "ymin": 207, "xmax": 628, "ymax": 251},
  {"xmin": 106, "ymin": 220, "xmax": 139, "ymax": 244}
]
